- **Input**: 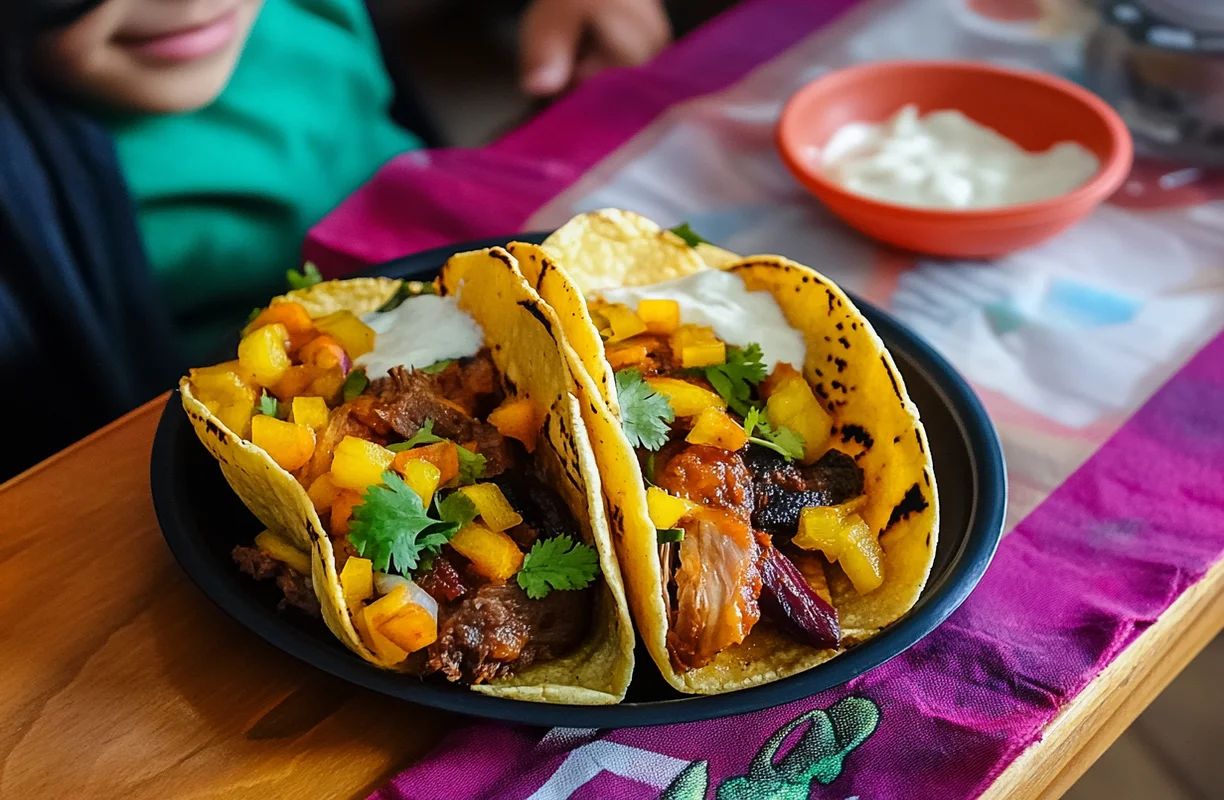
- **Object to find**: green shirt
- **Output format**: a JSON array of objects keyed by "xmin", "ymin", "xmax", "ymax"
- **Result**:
[{"xmin": 106, "ymin": 0, "xmax": 419, "ymax": 361}]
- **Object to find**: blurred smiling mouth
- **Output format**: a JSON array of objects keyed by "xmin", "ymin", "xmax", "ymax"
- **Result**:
[{"xmin": 116, "ymin": 7, "xmax": 242, "ymax": 63}]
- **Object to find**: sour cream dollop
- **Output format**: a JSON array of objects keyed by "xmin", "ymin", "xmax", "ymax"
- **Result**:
[
  {"xmin": 815, "ymin": 104, "xmax": 1101, "ymax": 210},
  {"xmin": 597, "ymin": 270, "xmax": 806, "ymax": 370},
  {"xmin": 357, "ymin": 294, "xmax": 483, "ymax": 379}
]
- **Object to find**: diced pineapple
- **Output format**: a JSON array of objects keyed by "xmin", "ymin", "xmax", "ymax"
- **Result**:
[
  {"xmin": 636, "ymin": 299, "xmax": 680, "ymax": 334},
  {"xmin": 449, "ymin": 523, "xmax": 524, "ymax": 582},
  {"xmin": 838, "ymin": 517, "xmax": 884, "ymax": 595},
  {"xmin": 765, "ymin": 376, "xmax": 832, "ymax": 463},
  {"xmin": 353, "ymin": 588, "xmax": 409, "ymax": 663},
  {"xmin": 459, "ymin": 483, "xmax": 523, "ymax": 532},
  {"xmin": 488, "ymin": 397, "xmax": 543, "ymax": 452},
  {"xmin": 330, "ymin": 436, "xmax": 395, "ymax": 491},
  {"xmin": 646, "ymin": 486, "xmax": 697, "ymax": 530},
  {"xmin": 794, "ymin": 505, "xmax": 882, "ymax": 595},
  {"xmin": 250, "ymin": 415, "xmax": 316, "ymax": 471},
  {"xmin": 392, "ymin": 441, "xmax": 459, "ymax": 486},
  {"xmin": 681, "ymin": 341, "xmax": 727, "ymax": 368},
  {"xmin": 190, "ymin": 365, "xmax": 257, "ymax": 437},
  {"xmin": 191, "ymin": 360, "xmax": 257, "ymax": 388},
  {"xmin": 339, "ymin": 556, "xmax": 374, "ymax": 606},
  {"xmin": 254, "ymin": 530, "xmax": 310, "ymax": 575},
  {"xmin": 269, "ymin": 365, "xmax": 316, "ymax": 402},
  {"xmin": 686, "ymin": 407, "xmax": 747, "ymax": 451},
  {"xmin": 238, "ymin": 323, "xmax": 292, "ymax": 386},
  {"xmin": 307, "ymin": 473, "xmax": 341, "ymax": 512},
  {"xmin": 245, "ymin": 302, "xmax": 316, "ymax": 353},
  {"xmin": 670, "ymin": 323, "xmax": 719, "ymax": 358},
  {"xmin": 760, "ymin": 362, "xmax": 804, "ymax": 400},
  {"xmin": 379, "ymin": 604, "xmax": 438, "ymax": 653},
  {"xmin": 314, "ymin": 310, "xmax": 376, "ymax": 358},
  {"xmin": 330, "ymin": 489, "xmax": 363, "ymax": 536},
  {"xmin": 644, "ymin": 376, "xmax": 725, "ymax": 417},
  {"xmin": 399, "ymin": 459, "xmax": 441, "ymax": 507},
  {"xmin": 600, "ymin": 303, "xmax": 648, "ymax": 342},
  {"xmin": 291, "ymin": 396, "xmax": 330, "ymax": 431}
]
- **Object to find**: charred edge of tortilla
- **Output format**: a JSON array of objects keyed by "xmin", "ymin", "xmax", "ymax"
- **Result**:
[
  {"xmin": 923, "ymin": 469, "xmax": 931, "ymax": 487},
  {"xmin": 914, "ymin": 429, "xmax": 925, "ymax": 453},
  {"xmin": 839, "ymin": 424, "xmax": 873, "ymax": 450},
  {"xmin": 886, "ymin": 484, "xmax": 929, "ymax": 529},
  {"xmin": 882, "ymin": 355, "xmax": 903, "ymax": 403},
  {"xmin": 205, "ymin": 420, "xmax": 229, "ymax": 443},
  {"xmin": 517, "ymin": 299, "xmax": 555, "ymax": 338}
]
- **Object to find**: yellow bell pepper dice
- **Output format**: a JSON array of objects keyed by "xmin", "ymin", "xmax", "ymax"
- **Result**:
[
  {"xmin": 291, "ymin": 396, "xmax": 330, "ymax": 431},
  {"xmin": 314, "ymin": 310, "xmax": 376, "ymax": 359},
  {"xmin": 392, "ymin": 441, "xmax": 459, "ymax": 487},
  {"xmin": 339, "ymin": 556, "xmax": 374, "ymax": 606},
  {"xmin": 646, "ymin": 486, "xmax": 697, "ymax": 530},
  {"xmin": 839, "ymin": 516, "xmax": 885, "ymax": 595},
  {"xmin": 238, "ymin": 323, "xmax": 292, "ymax": 387},
  {"xmin": 686, "ymin": 407, "xmax": 748, "ymax": 451},
  {"xmin": 459, "ymin": 483, "xmax": 524, "ymax": 532},
  {"xmin": 254, "ymin": 530, "xmax": 311, "ymax": 575},
  {"xmin": 765, "ymin": 378, "xmax": 832, "ymax": 463},
  {"xmin": 379, "ymin": 603, "xmax": 439, "ymax": 653},
  {"xmin": 330, "ymin": 436, "xmax": 395, "ymax": 491},
  {"xmin": 307, "ymin": 473, "xmax": 341, "ymax": 512},
  {"xmin": 449, "ymin": 523, "xmax": 524, "ymax": 583},
  {"xmin": 637, "ymin": 299, "xmax": 680, "ymax": 334},
  {"xmin": 399, "ymin": 459, "xmax": 442, "ymax": 507},
  {"xmin": 645, "ymin": 377, "xmax": 726, "ymax": 417},
  {"xmin": 601, "ymin": 303, "xmax": 649, "ymax": 343},
  {"xmin": 354, "ymin": 590, "xmax": 410, "ymax": 664},
  {"xmin": 488, "ymin": 397, "xmax": 543, "ymax": 452},
  {"xmin": 681, "ymin": 341, "xmax": 727, "ymax": 369},
  {"xmin": 250, "ymin": 415, "xmax": 317, "ymax": 472}
]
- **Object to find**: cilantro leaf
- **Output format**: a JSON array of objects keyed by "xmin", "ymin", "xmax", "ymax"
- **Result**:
[
  {"xmin": 286, "ymin": 262, "xmax": 322, "ymax": 290},
  {"xmin": 615, "ymin": 369, "xmax": 674, "ymax": 451},
  {"xmin": 457, "ymin": 446, "xmax": 486, "ymax": 484},
  {"xmin": 419, "ymin": 359, "xmax": 454, "ymax": 375},
  {"xmin": 516, "ymin": 535, "xmax": 600, "ymax": 599},
  {"xmin": 387, "ymin": 420, "xmax": 444, "ymax": 452},
  {"xmin": 657, "ymin": 528, "xmax": 685, "ymax": 544},
  {"xmin": 744, "ymin": 406, "xmax": 805, "ymax": 461},
  {"xmin": 689, "ymin": 344, "xmax": 767, "ymax": 417},
  {"xmin": 257, "ymin": 391, "xmax": 280, "ymax": 418},
  {"xmin": 669, "ymin": 222, "xmax": 711, "ymax": 248},
  {"xmin": 377, "ymin": 280, "xmax": 439, "ymax": 313},
  {"xmin": 436, "ymin": 491, "xmax": 478, "ymax": 527},
  {"xmin": 348, "ymin": 471, "xmax": 459, "ymax": 573},
  {"xmin": 342, "ymin": 368, "xmax": 369, "ymax": 402},
  {"xmin": 245, "ymin": 307, "xmax": 263, "ymax": 326}
]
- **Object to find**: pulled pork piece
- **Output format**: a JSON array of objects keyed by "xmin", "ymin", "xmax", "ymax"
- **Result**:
[
  {"xmin": 369, "ymin": 366, "xmax": 514, "ymax": 475},
  {"xmin": 426, "ymin": 582, "xmax": 591, "ymax": 684},
  {"xmin": 655, "ymin": 444, "xmax": 756, "ymax": 523},
  {"xmin": 619, "ymin": 333, "xmax": 679, "ymax": 376},
  {"xmin": 429, "ymin": 352, "xmax": 504, "ymax": 417},
  {"xmin": 233, "ymin": 546, "xmax": 321, "ymax": 617}
]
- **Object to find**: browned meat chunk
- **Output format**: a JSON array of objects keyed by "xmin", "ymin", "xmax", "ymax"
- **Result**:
[
  {"xmin": 296, "ymin": 403, "xmax": 381, "ymax": 487},
  {"xmin": 417, "ymin": 556, "xmax": 468, "ymax": 604},
  {"xmin": 428, "ymin": 351, "xmax": 504, "ymax": 417},
  {"xmin": 425, "ymin": 583, "xmax": 591, "ymax": 684},
  {"xmin": 656, "ymin": 444, "xmax": 755, "ymax": 524},
  {"xmin": 747, "ymin": 446, "xmax": 864, "ymax": 538},
  {"xmin": 233, "ymin": 545, "xmax": 321, "ymax": 617},
  {"xmin": 622, "ymin": 333, "xmax": 679, "ymax": 376}
]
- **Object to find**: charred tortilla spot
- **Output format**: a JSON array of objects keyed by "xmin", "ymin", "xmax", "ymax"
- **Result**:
[
  {"xmin": 836, "ymin": 322, "xmax": 844, "ymax": 331},
  {"xmin": 851, "ymin": 322, "xmax": 858, "ymax": 330},
  {"xmin": 840, "ymin": 424, "xmax": 873, "ymax": 450},
  {"xmin": 827, "ymin": 291, "xmax": 835, "ymax": 314},
  {"xmin": 926, "ymin": 532, "xmax": 932, "ymax": 546},
  {"xmin": 814, "ymin": 367, "xmax": 823, "ymax": 378},
  {"xmin": 826, "ymin": 354, "xmax": 833, "ymax": 363},
  {"xmin": 915, "ymin": 429, "xmax": 925, "ymax": 453},
  {"xmin": 205, "ymin": 420, "xmax": 228, "ymax": 443},
  {"xmin": 814, "ymin": 383, "xmax": 829, "ymax": 400},
  {"xmin": 838, "ymin": 336, "xmax": 850, "ymax": 349},
  {"xmin": 882, "ymin": 356, "xmax": 903, "ymax": 401},
  {"xmin": 831, "ymin": 380, "xmax": 845, "ymax": 393},
  {"xmin": 802, "ymin": 275, "xmax": 810, "ymax": 283},
  {"xmin": 794, "ymin": 285, "xmax": 801, "ymax": 293},
  {"xmin": 923, "ymin": 469, "xmax": 931, "ymax": 487},
  {"xmin": 824, "ymin": 336, "xmax": 832, "ymax": 343},
  {"xmin": 893, "ymin": 436, "xmax": 901, "ymax": 444},
  {"xmin": 887, "ymin": 484, "xmax": 929, "ymax": 528},
  {"xmin": 834, "ymin": 357, "xmax": 847, "ymax": 373},
  {"xmin": 517, "ymin": 299, "xmax": 553, "ymax": 334}
]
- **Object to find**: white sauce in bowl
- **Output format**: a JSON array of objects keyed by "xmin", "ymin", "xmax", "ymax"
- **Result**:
[
  {"xmin": 597, "ymin": 270, "xmax": 806, "ymax": 370},
  {"xmin": 816, "ymin": 104, "xmax": 1101, "ymax": 210},
  {"xmin": 357, "ymin": 294, "xmax": 483, "ymax": 379}
]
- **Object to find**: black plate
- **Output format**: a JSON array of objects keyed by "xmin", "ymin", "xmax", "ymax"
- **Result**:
[{"xmin": 151, "ymin": 233, "xmax": 1006, "ymax": 727}]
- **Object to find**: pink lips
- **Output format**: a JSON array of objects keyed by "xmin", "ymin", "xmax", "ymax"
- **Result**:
[{"xmin": 118, "ymin": 8, "xmax": 241, "ymax": 63}]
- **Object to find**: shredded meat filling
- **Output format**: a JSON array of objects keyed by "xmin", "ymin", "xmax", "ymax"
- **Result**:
[{"xmin": 232, "ymin": 545, "xmax": 321, "ymax": 617}]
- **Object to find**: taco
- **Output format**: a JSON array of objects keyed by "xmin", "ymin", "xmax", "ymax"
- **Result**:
[
  {"xmin": 512, "ymin": 209, "xmax": 938, "ymax": 694},
  {"xmin": 180, "ymin": 247, "xmax": 635, "ymax": 704}
]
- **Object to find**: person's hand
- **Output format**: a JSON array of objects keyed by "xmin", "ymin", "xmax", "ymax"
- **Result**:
[{"xmin": 519, "ymin": 0, "xmax": 671, "ymax": 97}]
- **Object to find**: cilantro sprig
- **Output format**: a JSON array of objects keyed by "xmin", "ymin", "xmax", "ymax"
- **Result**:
[
  {"xmin": 257, "ymin": 390, "xmax": 280, "ymax": 418},
  {"xmin": 517, "ymin": 535, "xmax": 600, "ymax": 599},
  {"xmin": 436, "ymin": 491, "xmax": 478, "ymax": 527},
  {"xmin": 615, "ymin": 369, "xmax": 674, "ymax": 451},
  {"xmin": 457, "ymin": 446, "xmax": 486, "ymax": 484},
  {"xmin": 342, "ymin": 368, "xmax": 369, "ymax": 403},
  {"xmin": 419, "ymin": 359, "xmax": 454, "ymax": 375},
  {"xmin": 744, "ymin": 406, "xmax": 805, "ymax": 461},
  {"xmin": 348, "ymin": 471, "xmax": 460, "ymax": 573},
  {"xmin": 669, "ymin": 222, "xmax": 711, "ymax": 248},
  {"xmin": 387, "ymin": 420, "xmax": 445, "ymax": 452},
  {"xmin": 688, "ymin": 343, "xmax": 767, "ymax": 417},
  {"xmin": 286, "ymin": 262, "xmax": 322, "ymax": 290}
]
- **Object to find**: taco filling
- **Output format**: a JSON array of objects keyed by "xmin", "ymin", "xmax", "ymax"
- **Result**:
[{"xmin": 191, "ymin": 284, "xmax": 607, "ymax": 685}]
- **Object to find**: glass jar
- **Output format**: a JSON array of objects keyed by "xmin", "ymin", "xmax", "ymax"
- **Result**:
[{"xmin": 1085, "ymin": 0, "xmax": 1224, "ymax": 164}]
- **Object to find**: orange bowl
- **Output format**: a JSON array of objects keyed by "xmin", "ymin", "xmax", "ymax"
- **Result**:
[{"xmin": 777, "ymin": 60, "xmax": 1133, "ymax": 258}]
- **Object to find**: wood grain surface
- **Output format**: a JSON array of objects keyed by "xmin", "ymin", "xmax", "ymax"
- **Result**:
[{"xmin": 2, "ymin": 397, "xmax": 1221, "ymax": 799}]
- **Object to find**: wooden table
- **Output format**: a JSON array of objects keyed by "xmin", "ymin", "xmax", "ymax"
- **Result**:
[{"xmin": 3, "ymin": 398, "xmax": 1223, "ymax": 799}]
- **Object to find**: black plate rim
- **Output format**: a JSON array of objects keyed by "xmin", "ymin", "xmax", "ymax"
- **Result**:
[{"xmin": 151, "ymin": 233, "xmax": 1006, "ymax": 728}]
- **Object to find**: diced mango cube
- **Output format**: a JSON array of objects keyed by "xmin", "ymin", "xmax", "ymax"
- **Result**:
[
  {"xmin": 251, "ymin": 415, "xmax": 316, "ymax": 471},
  {"xmin": 191, "ymin": 360, "xmax": 257, "ymax": 388},
  {"xmin": 605, "ymin": 343, "xmax": 648, "ymax": 371},
  {"xmin": 314, "ymin": 310, "xmax": 376, "ymax": 358},
  {"xmin": 760, "ymin": 362, "xmax": 804, "ymax": 400},
  {"xmin": 399, "ymin": 459, "xmax": 442, "ymax": 507},
  {"xmin": 339, "ymin": 556, "xmax": 374, "ymax": 606},
  {"xmin": 254, "ymin": 530, "xmax": 311, "ymax": 575},
  {"xmin": 392, "ymin": 441, "xmax": 459, "ymax": 487},
  {"xmin": 190, "ymin": 365, "xmax": 257, "ymax": 438},
  {"xmin": 354, "ymin": 587, "xmax": 410, "ymax": 663},
  {"xmin": 299, "ymin": 334, "xmax": 352, "ymax": 376},
  {"xmin": 794, "ymin": 505, "xmax": 882, "ymax": 594},
  {"xmin": 269, "ymin": 365, "xmax": 316, "ymax": 402},
  {"xmin": 637, "ymin": 299, "xmax": 680, "ymax": 334},
  {"xmin": 379, "ymin": 603, "xmax": 438, "ymax": 653},
  {"xmin": 245, "ymin": 302, "xmax": 316, "ymax": 353},
  {"xmin": 644, "ymin": 376, "xmax": 725, "ymax": 417},
  {"xmin": 488, "ymin": 397, "xmax": 543, "ymax": 453},
  {"xmin": 646, "ymin": 486, "xmax": 697, "ymax": 530},
  {"xmin": 765, "ymin": 377, "xmax": 832, "ymax": 463},
  {"xmin": 670, "ymin": 323, "xmax": 719, "ymax": 357},
  {"xmin": 686, "ymin": 407, "xmax": 748, "ymax": 451},
  {"xmin": 238, "ymin": 323, "xmax": 292, "ymax": 386},
  {"xmin": 307, "ymin": 473, "xmax": 340, "ymax": 512},
  {"xmin": 459, "ymin": 483, "xmax": 523, "ymax": 532},
  {"xmin": 681, "ymin": 341, "xmax": 727, "ymax": 368},
  {"xmin": 449, "ymin": 523, "xmax": 524, "ymax": 582},
  {"xmin": 330, "ymin": 436, "xmax": 395, "ymax": 491},
  {"xmin": 330, "ymin": 489, "xmax": 363, "ymax": 536},
  {"xmin": 307, "ymin": 366, "xmax": 346, "ymax": 405},
  {"xmin": 601, "ymin": 303, "xmax": 648, "ymax": 343},
  {"xmin": 291, "ymin": 396, "xmax": 330, "ymax": 431}
]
